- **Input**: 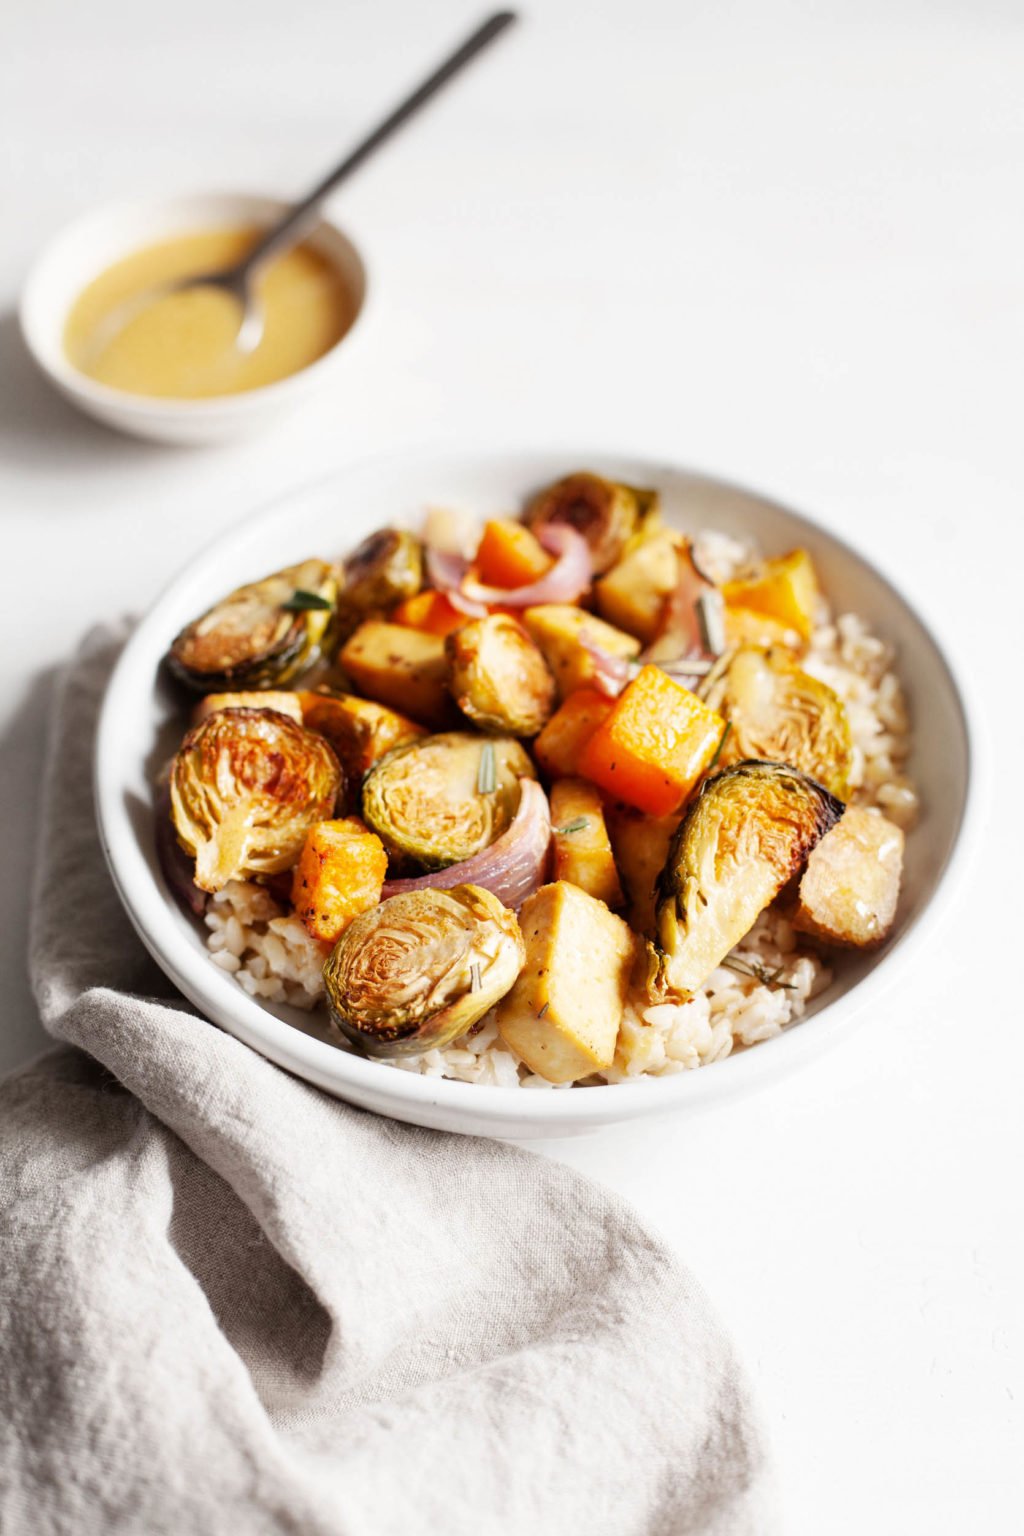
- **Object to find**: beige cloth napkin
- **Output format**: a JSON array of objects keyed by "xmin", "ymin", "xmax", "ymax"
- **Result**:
[{"xmin": 1, "ymin": 630, "xmax": 777, "ymax": 1535}]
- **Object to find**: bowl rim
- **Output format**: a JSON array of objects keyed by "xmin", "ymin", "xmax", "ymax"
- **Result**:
[
  {"xmin": 18, "ymin": 189, "xmax": 370, "ymax": 418},
  {"xmin": 93, "ymin": 447, "xmax": 986, "ymax": 1130}
]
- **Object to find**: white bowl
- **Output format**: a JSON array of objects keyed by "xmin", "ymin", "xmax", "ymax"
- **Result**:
[
  {"xmin": 19, "ymin": 192, "xmax": 368, "ymax": 445},
  {"xmin": 94, "ymin": 450, "xmax": 980, "ymax": 1138}
]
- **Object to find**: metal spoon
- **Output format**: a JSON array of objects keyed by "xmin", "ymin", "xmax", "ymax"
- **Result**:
[{"xmin": 93, "ymin": 11, "xmax": 517, "ymax": 359}]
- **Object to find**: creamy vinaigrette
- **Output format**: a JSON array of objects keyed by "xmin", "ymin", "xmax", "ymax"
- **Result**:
[{"xmin": 64, "ymin": 227, "xmax": 356, "ymax": 399}]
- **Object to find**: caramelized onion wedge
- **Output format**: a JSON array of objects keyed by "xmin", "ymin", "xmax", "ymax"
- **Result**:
[{"xmin": 382, "ymin": 779, "xmax": 551, "ymax": 908}]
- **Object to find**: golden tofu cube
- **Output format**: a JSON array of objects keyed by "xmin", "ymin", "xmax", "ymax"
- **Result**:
[
  {"xmin": 339, "ymin": 621, "xmax": 453, "ymax": 729},
  {"xmin": 793, "ymin": 807, "xmax": 904, "ymax": 948},
  {"xmin": 523, "ymin": 604, "xmax": 640, "ymax": 699},
  {"xmin": 594, "ymin": 530, "xmax": 684, "ymax": 644},
  {"xmin": 723, "ymin": 549, "xmax": 820, "ymax": 643},
  {"xmin": 605, "ymin": 803, "xmax": 683, "ymax": 937},
  {"xmin": 497, "ymin": 881, "xmax": 636, "ymax": 1083},
  {"xmin": 550, "ymin": 779, "xmax": 624, "ymax": 909}
]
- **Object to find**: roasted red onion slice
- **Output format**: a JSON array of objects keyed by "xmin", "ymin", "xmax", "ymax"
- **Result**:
[
  {"xmin": 460, "ymin": 525, "xmax": 592, "ymax": 607},
  {"xmin": 577, "ymin": 632, "xmax": 641, "ymax": 698},
  {"xmin": 382, "ymin": 778, "xmax": 551, "ymax": 908},
  {"xmin": 424, "ymin": 547, "xmax": 489, "ymax": 617}
]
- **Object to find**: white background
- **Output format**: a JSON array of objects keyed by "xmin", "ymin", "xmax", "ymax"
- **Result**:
[{"xmin": 3, "ymin": 1, "xmax": 1022, "ymax": 1529}]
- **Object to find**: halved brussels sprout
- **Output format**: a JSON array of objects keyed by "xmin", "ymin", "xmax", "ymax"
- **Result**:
[
  {"xmin": 361, "ymin": 732, "xmax": 535, "ymax": 869},
  {"xmin": 525, "ymin": 473, "xmax": 648, "ymax": 575},
  {"xmin": 446, "ymin": 614, "xmax": 556, "ymax": 736},
  {"xmin": 700, "ymin": 646, "xmax": 852, "ymax": 797},
  {"xmin": 170, "ymin": 707, "xmax": 343, "ymax": 892},
  {"xmin": 167, "ymin": 560, "xmax": 338, "ymax": 693},
  {"xmin": 323, "ymin": 884, "xmax": 525, "ymax": 1057},
  {"xmin": 649, "ymin": 759, "xmax": 844, "ymax": 998},
  {"xmin": 335, "ymin": 527, "xmax": 422, "ymax": 637}
]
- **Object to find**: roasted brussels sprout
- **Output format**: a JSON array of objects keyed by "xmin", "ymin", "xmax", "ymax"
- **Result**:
[
  {"xmin": 170, "ymin": 708, "xmax": 343, "ymax": 892},
  {"xmin": 334, "ymin": 527, "xmax": 422, "ymax": 637},
  {"xmin": 446, "ymin": 614, "xmax": 556, "ymax": 736},
  {"xmin": 361, "ymin": 732, "xmax": 535, "ymax": 869},
  {"xmin": 700, "ymin": 646, "xmax": 852, "ymax": 797},
  {"xmin": 525, "ymin": 472, "xmax": 648, "ymax": 575},
  {"xmin": 323, "ymin": 884, "xmax": 524, "ymax": 1057},
  {"xmin": 648, "ymin": 759, "xmax": 844, "ymax": 998},
  {"xmin": 167, "ymin": 560, "xmax": 339, "ymax": 693}
]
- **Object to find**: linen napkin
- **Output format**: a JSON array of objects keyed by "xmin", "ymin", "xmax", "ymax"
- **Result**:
[{"xmin": 1, "ymin": 629, "xmax": 777, "ymax": 1535}]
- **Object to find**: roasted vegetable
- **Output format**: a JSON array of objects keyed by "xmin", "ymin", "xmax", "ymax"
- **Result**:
[
  {"xmin": 579, "ymin": 664, "xmax": 726, "ymax": 816},
  {"xmin": 193, "ymin": 691, "xmax": 304, "ymax": 725},
  {"xmin": 361, "ymin": 731, "xmax": 535, "ymax": 869},
  {"xmin": 339, "ymin": 621, "xmax": 453, "ymax": 728},
  {"xmin": 167, "ymin": 559, "xmax": 339, "ymax": 692},
  {"xmin": 446, "ymin": 613, "xmax": 556, "ymax": 736},
  {"xmin": 722, "ymin": 549, "xmax": 819, "ymax": 643},
  {"xmin": 700, "ymin": 646, "xmax": 852, "ymax": 797},
  {"xmin": 324, "ymin": 884, "xmax": 524, "ymax": 1057},
  {"xmin": 334, "ymin": 527, "xmax": 422, "ymax": 637},
  {"xmin": 532, "ymin": 688, "xmax": 614, "ymax": 779},
  {"xmin": 169, "ymin": 708, "xmax": 343, "ymax": 892},
  {"xmin": 474, "ymin": 518, "xmax": 552, "ymax": 589},
  {"xmin": 723, "ymin": 605, "xmax": 804, "ymax": 652},
  {"xmin": 594, "ymin": 529, "xmax": 685, "ymax": 643},
  {"xmin": 496, "ymin": 881, "xmax": 636, "ymax": 1083},
  {"xmin": 550, "ymin": 779, "xmax": 623, "ymax": 908},
  {"xmin": 392, "ymin": 589, "xmax": 467, "ymax": 638},
  {"xmin": 522, "ymin": 605, "xmax": 640, "ymax": 698},
  {"xmin": 298, "ymin": 691, "xmax": 425, "ymax": 785},
  {"xmin": 792, "ymin": 807, "xmax": 904, "ymax": 948},
  {"xmin": 525, "ymin": 472, "xmax": 649, "ymax": 575},
  {"xmin": 649, "ymin": 760, "xmax": 844, "ymax": 998},
  {"xmin": 605, "ymin": 803, "xmax": 682, "ymax": 936},
  {"xmin": 291, "ymin": 816, "xmax": 388, "ymax": 944}
]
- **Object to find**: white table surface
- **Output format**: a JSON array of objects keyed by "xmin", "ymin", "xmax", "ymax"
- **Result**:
[{"xmin": 4, "ymin": 1, "xmax": 1022, "ymax": 1529}]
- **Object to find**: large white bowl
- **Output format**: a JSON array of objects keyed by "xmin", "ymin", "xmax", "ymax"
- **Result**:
[
  {"xmin": 94, "ymin": 450, "xmax": 979, "ymax": 1138},
  {"xmin": 19, "ymin": 192, "xmax": 369, "ymax": 445}
]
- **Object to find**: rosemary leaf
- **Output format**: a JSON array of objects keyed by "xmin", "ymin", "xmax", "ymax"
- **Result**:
[
  {"xmin": 556, "ymin": 817, "xmax": 589, "ymax": 836},
  {"xmin": 281, "ymin": 589, "xmax": 332, "ymax": 612},
  {"xmin": 721, "ymin": 955, "xmax": 796, "ymax": 991},
  {"xmin": 707, "ymin": 720, "xmax": 732, "ymax": 774},
  {"xmin": 470, "ymin": 962, "xmax": 482, "ymax": 994},
  {"xmin": 476, "ymin": 740, "xmax": 497, "ymax": 795},
  {"xmin": 695, "ymin": 591, "xmax": 727, "ymax": 656},
  {"xmin": 537, "ymin": 1002, "xmax": 549, "ymax": 1019}
]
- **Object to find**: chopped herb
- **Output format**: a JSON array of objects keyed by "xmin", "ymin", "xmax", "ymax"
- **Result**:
[
  {"xmin": 537, "ymin": 1001, "xmax": 549, "ymax": 1019},
  {"xmin": 556, "ymin": 817, "xmax": 589, "ymax": 836},
  {"xmin": 695, "ymin": 591, "xmax": 727, "ymax": 656},
  {"xmin": 721, "ymin": 956, "xmax": 796, "ymax": 990},
  {"xmin": 707, "ymin": 720, "xmax": 732, "ymax": 774},
  {"xmin": 470, "ymin": 962, "xmax": 482, "ymax": 994},
  {"xmin": 281, "ymin": 589, "xmax": 332, "ymax": 612},
  {"xmin": 476, "ymin": 740, "xmax": 497, "ymax": 795}
]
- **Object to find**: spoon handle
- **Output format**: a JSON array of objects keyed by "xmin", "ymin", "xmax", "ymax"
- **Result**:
[{"xmin": 241, "ymin": 11, "xmax": 517, "ymax": 277}]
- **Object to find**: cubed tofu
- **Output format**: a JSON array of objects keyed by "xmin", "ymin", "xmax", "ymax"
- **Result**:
[
  {"xmin": 532, "ymin": 688, "xmax": 614, "ymax": 779},
  {"xmin": 550, "ymin": 779, "xmax": 624, "ymax": 908},
  {"xmin": 594, "ymin": 530, "xmax": 684, "ymax": 644},
  {"xmin": 723, "ymin": 604, "xmax": 804, "ymax": 652},
  {"xmin": 297, "ymin": 691, "xmax": 425, "ymax": 783},
  {"xmin": 291, "ymin": 817, "xmax": 388, "ymax": 944},
  {"xmin": 792, "ymin": 807, "xmax": 904, "ymax": 948},
  {"xmin": 523, "ymin": 604, "xmax": 640, "ymax": 698},
  {"xmin": 605, "ymin": 803, "xmax": 682, "ymax": 936},
  {"xmin": 339, "ymin": 621, "xmax": 453, "ymax": 728},
  {"xmin": 723, "ymin": 549, "xmax": 820, "ymax": 643},
  {"xmin": 497, "ymin": 882, "xmax": 636, "ymax": 1083},
  {"xmin": 192, "ymin": 691, "xmax": 304, "ymax": 725}
]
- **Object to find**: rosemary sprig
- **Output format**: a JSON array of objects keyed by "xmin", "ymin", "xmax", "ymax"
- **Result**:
[
  {"xmin": 556, "ymin": 817, "xmax": 589, "ymax": 836},
  {"xmin": 476, "ymin": 740, "xmax": 496, "ymax": 795},
  {"xmin": 721, "ymin": 956, "xmax": 796, "ymax": 991},
  {"xmin": 537, "ymin": 1001, "xmax": 549, "ymax": 1019},
  {"xmin": 695, "ymin": 591, "xmax": 727, "ymax": 656},
  {"xmin": 470, "ymin": 962, "xmax": 482, "ymax": 994},
  {"xmin": 707, "ymin": 720, "xmax": 732, "ymax": 775},
  {"xmin": 281, "ymin": 589, "xmax": 332, "ymax": 612}
]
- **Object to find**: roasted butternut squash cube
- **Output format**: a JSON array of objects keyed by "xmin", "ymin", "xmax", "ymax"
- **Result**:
[
  {"xmin": 496, "ymin": 882, "xmax": 636, "ymax": 1083},
  {"xmin": 605, "ymin": 803, "xmax": 683, "ymax": 937},
  {"xmin": 391, "ymin": 590, "xmax": 467, "ymax": 638},
  {"xmin": 532, "ymin": 689, "xmax": 614, "ymax": 779},
  {"xmin": 291, "ymin": 817, "xmax": 388, "ymax": 944},
  {"xmin": 578, "ymin": 665, "xmax": 725, "ymax": 816},
  {"xmin": 793, "ymin": 807, "xmax": 904, "ymax": 948},
  {"xmin": 550, "ymin": 779, "xmax": 624, "ymax": 908},
  {"xmin": 474, "ymin": 519, "xmax": 552, "ymax": 588},
  {"xmin": 339, "ymin": 621, "xmax": 453, "ymax": 728},
  {"xmin": 724, "ymin": 604, "xmax": 804, "ymax": 652},
  {"xmin": 523, "ymin": 604, "xmax": 640, "ymax": 698},
  {"xmin": 297, "ymin": 691, "xmax": 425, "ymax": 782},
  {"xmin": 594, "ymin": 530, "xmax": 684, "ymax": 644},
  {"xmin": 723, "ymin": 549, "xmax": 820, "ymax": 643}
]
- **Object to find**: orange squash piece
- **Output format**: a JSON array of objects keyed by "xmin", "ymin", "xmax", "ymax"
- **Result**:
[
  {"xmin": 291, "ymin": 817, "xmax": 388, "ymax": 945},
  {"xmin": 722, "ymin": 549, "xmax": 819, "ymax": 643},
  {"xmin": 578, "ymin": 665, "xmax": 725, "ymax": 816},
  {"xmin": 532, "ymin": 688, "xmax": 614, "ymax": 779},
  {"xmin": 297, "ymin": 692, "xmax": 425, "ymax": 782},
  {"xmin": 391, "ymin": 590, "xmax": 467, "ymax": 638},
  {"xmin": 474, "ymin": 519, "xmax": 552, "ymax": 588}
]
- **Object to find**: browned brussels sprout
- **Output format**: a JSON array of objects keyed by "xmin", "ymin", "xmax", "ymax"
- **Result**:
[
  {"xmin": 323, "ymin": 884, "xmax": 524, "ymax": 1057},
  {"xmin": 170, "ymin": 708, "xmax": 343, "ymax": 892},
  {"xmin": 334, "ymin": 527, "xmax": 422, "ymax": 637},
  {"xmin": 648, "ymin": 759, "xmax": 844, "ymax": 998},
  {"xmin": 700, "ymin": 646, "xmax": 852, "ymax": 797},
  {"xmin": 525, "ymin": 472, "xmax": 650, "ymax": 575},
  {"xmin": 167, "ymin": 559, "xmax": 338, "ymax": 692},
  {"xmin": 446, "ymin": 614, "xmax": 556, "ymax": 736},
  {"xmin": 361, "ymin": 732, "xmax": 535, "ymax": 869}
]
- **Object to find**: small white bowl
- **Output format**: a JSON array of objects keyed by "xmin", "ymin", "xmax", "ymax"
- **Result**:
[
  {"xmin": 19, "ymin": 192, "xmax": 369, "ymax": 445},
  {"xmin": 94, "ymin": 450, "xmax": 983, "ymax": 1139}
]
